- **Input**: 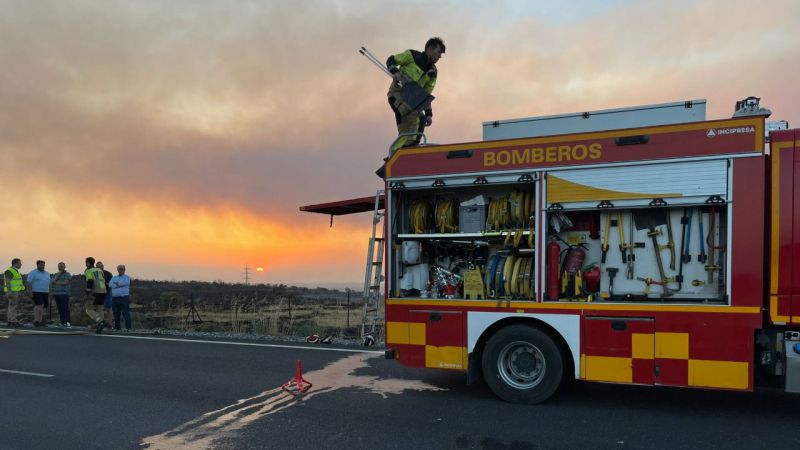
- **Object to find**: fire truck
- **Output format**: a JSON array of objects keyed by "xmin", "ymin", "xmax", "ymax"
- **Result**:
[{"xmin": 301, "ymin": 97, "xmax": 800, "ymax": 403}]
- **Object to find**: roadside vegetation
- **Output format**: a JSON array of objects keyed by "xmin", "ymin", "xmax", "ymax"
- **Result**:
[{"xmin": 3, "ymin": 278, "xmax": 367, "ymax": 339}]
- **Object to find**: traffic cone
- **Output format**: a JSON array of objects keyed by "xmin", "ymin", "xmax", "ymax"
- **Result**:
[{"xmin": 281, "ymin": 359, "xmax": 312, "ymax": 395}]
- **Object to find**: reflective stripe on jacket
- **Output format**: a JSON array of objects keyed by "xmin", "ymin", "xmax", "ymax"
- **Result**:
[
  {"xmin": 4, "ymin": 267, "xmax": 25, "ymax": 293},
  {"xmin": 386, "ymin": 49, "xmax": 437, "ymax": 115},
  {"xmin": 85, "ymin": 267, "xmax": 107, "ymax": 294}
]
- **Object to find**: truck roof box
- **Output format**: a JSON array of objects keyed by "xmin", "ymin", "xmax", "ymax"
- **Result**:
[{"xmin": 483, "ymin": 99, "xmax": 706, "ymax": 141}]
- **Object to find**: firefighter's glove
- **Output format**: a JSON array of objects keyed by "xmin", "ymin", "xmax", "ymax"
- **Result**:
[{"xmin": 424, "ymin": 116, "xmax": 433, "ymax": 127}]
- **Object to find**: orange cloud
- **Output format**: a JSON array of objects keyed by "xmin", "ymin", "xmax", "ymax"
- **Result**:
[
  {"xmin": 0, "ymin": 179, "xmax": 368, "ymax": 283},
  {"xmin": 1, "ymin": 0, "xmax": 798, "ymax": 284}
]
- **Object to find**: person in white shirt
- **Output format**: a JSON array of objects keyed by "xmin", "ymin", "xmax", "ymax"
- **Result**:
[
  {"xmin": 26, "ymin": 260, "xmax": 51, "ymax": 327},
  {"xmin": 109, "ymin": 265, "xmax": 131, "ymax": 331}
]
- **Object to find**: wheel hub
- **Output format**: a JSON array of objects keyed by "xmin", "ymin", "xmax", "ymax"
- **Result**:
[{"xmin": 498, "ymin": 341, "xmax": 545, "ymax": 389}]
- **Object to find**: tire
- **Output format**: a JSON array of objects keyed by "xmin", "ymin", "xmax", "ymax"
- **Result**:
[{"xmin": 481, "ymin": 324, "xmax": 564, "ymax": 404}]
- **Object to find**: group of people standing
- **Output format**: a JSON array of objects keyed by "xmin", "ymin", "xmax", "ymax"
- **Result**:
[{"xmin": 3, "ymin": 257, "xmax": 132, "ymax": 334}]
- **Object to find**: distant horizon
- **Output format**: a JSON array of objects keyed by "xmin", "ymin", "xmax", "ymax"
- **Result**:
[
  {"xmin": 158, "ymin": 280, "xmax": 364, "ymax": 292},
  {"xmin": 96, "ymin": 276, "xmax": 364, "ymax": 293}
]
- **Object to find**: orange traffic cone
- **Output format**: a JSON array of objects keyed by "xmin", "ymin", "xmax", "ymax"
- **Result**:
[{"xmin": 281, "ymin": 359, "xmax": 312, "ymax": 395}]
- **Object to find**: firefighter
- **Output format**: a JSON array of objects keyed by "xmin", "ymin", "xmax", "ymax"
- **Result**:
[
  {"xmin": 386, "ymin": 37, "xmax": 445, "ymax": 152},
  {"xmin": 84, "ymin": 256, "xmax": 108, "ymax": 333}
]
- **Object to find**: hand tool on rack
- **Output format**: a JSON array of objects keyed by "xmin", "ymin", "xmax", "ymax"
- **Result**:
[
  {"xmin": 697, "ymin": 208, "xmax": 707, "ymax": 264},
  {"xmin": 706, "ymin": 205, "xmax": 726, "ymax": 287},
  {"xmin": 664, "ymin": 210, "xmax": 675, "ymax": 270},
  {"xmin": 625, "ymin": 212, "xmax": 635, "ymax": 279},
  {"xmin": 681, "ymin": 208, "xmax": 693, "ymax": 264},
  {"xmin": 658, "ymin": 211, "xmax": 676, "ymax": 271},
  {"xmin": 675, "ymin": 208, "xmax": 691, "ymax": 291},
  {"xmin": 359, "ymin": 46, "xmax": 434, "ymax": 115},
  {"xmin": 601, "ymin": 212, "xmax": 611, "ymax": 264},
  {"xmin": 716, "ymin": 208, "xmax": 728, "ymax": 291},
  {"xmin": 706, "ymin": 206, "xmax": 719, "ymax": 284},
  {"xmin": 633, "ymin": 209, "xmax": 673, "ymax": 297},
  {"xmin": 606, "ymin": 267, "xmax": 619, "ymax": 297},
  {"xmin": 623, "ymin": 212, "xmax": 645, "ymax": 280},
  {"xmin": 637, "ymin": 276, "xmax": 672, "ymax": 296},
  {"xmin": 617, "ymin": 212, "xmax": 626, "ymax": 265}
]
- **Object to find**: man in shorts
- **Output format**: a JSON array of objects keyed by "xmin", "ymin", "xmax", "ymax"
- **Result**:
[
  {"xmin": 84, "ymin": 257, "xmax": 107, "ymax": 333},
  {"xmin": 26, "ymin": 260, "xmax": 50, "ymax": 327}
]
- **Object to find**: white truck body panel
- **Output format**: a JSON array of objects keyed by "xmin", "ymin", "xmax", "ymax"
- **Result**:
[{"xmin": 483, "ymin": 100, "xmax": 707, "ymax": 141}]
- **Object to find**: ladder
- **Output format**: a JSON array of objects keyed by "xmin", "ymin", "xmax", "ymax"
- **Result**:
[{"xmin": 361, "ymin": 189, "xmax": 385, "ymax": 344}]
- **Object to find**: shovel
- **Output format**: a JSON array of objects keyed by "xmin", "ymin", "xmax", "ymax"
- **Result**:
[
  {"xmin": 633, "ymin": 209, "xmax": 673, "ymax": 297},
  {"xmin": 360, "ymin": 46, "xmax": 435, "ymax": 115}
]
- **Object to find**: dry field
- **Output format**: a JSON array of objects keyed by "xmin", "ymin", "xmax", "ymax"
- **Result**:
[{"xmin": 3, "ymin": 293, "xmax": 380, "ymax": 341}]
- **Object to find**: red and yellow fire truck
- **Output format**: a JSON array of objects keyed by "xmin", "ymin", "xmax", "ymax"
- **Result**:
[{"xmin": 302, "ymin": 97, "xmax": 800, "ymax": 403}]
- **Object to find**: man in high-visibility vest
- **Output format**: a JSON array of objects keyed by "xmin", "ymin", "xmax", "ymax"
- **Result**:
[
  {"xmin": 4, "ymin": 258, "xmax": 26, "ymax": 327},
  {"xmin": 84, "ymin": 256, "xmax": 108, "ymax": 333},
  {"xmin": 386, "ymin": 37, "xmax": 445, "ymax": 152}
]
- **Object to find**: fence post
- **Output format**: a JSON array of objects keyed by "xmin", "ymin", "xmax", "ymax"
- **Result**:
[{"xmin": 346, "ymin": 288, "xmax": 351, "ymax": 330}]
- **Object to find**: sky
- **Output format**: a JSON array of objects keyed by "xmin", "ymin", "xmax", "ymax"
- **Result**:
[{"xmin": 1, "ymin": 0, "xmax": 798, "ymax": 286}]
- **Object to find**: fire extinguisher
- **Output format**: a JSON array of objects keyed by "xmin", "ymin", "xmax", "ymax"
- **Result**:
[
  {"xmin": 546, "ymin": 238, "xmax": 561, "ymax": 300},
  {"xmin": 562, "ymin": 245, "xmax": 586, "ymax": 276},
  {"xmin": 582, "ymin": 263, "xmax": 601, "ymax": 293},
  {"xmin": 561, "ymin": 243, "xmax": 587, "ymax": 298}
]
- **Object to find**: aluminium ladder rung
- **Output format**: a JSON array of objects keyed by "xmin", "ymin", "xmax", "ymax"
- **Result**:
[{"xmin": 362, "ymin": 189, "xmax": 386, "ymax": 342}]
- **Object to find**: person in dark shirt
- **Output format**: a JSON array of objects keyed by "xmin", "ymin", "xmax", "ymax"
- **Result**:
[
  {"xmin": 50, "ymin": 262, "xmax": 72, "ymax": 328},
  {"xmin": 96, "ymin": 261, "xmax": 114, "ymax": 330}
]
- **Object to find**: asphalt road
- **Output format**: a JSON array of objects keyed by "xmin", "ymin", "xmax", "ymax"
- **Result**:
[{"xmin": 1, "ymin": 329, "xmax": 798, "ymax": 450}]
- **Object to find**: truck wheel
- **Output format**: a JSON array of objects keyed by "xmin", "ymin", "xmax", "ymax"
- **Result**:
[{"xmin": 482, "ymin": 324, "xmax": 563, "ymax": 404}]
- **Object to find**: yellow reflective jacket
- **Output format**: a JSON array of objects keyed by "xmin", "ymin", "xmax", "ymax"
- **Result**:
[
  {"xmin": 85, "ymin": 267, "xmax": 107, "ymax": 294},
  {"xmin": 4, "ymin": 267, "xmax": 25, "ymax": 293},
  {"xmin": 386, "ymin": 49, "xmax": 437, "ymax": 114}
]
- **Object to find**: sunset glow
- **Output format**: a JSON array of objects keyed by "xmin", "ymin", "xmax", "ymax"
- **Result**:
[{"xmin": 1, "ymin": 0, "xmax": 798, "ymax": 285}]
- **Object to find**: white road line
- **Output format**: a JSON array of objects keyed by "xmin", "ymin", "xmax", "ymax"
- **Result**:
[
  {"xmin": 0, "ymin": 368, "xmax": 55, "ymax": 378},
  {"xmin": 0, "ymin": 328, "xmax": 84, "ymax": 335},
  {"xmin": 99, "ymin": 334, "xmax": 385, "ymax": 354}
]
